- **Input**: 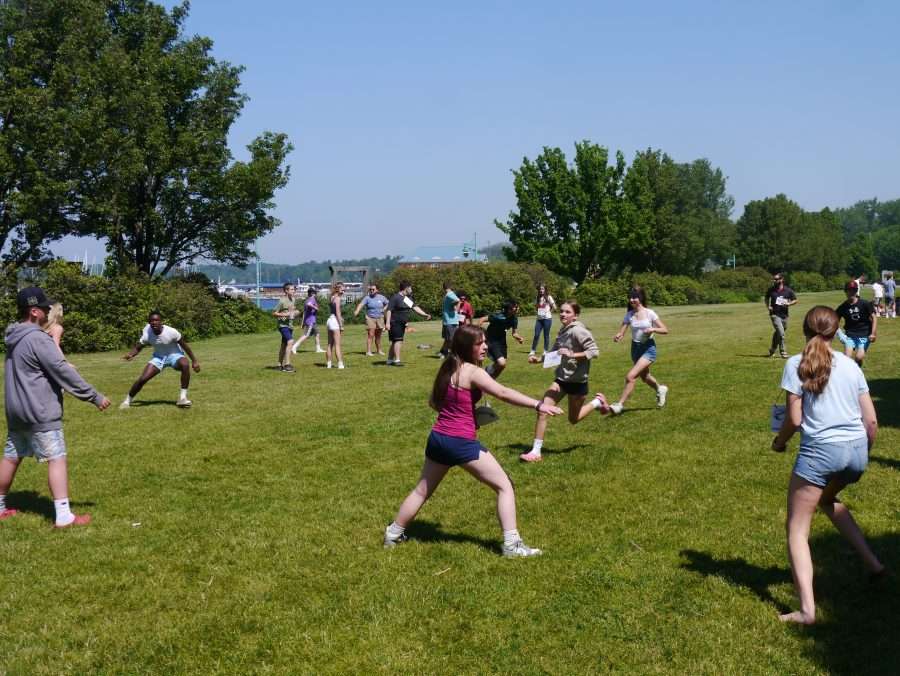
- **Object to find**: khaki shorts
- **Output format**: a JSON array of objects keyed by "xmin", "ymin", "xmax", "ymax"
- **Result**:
[{"xmin": 366, "ymin": 316, "xmax": 385, "ymax": 331}]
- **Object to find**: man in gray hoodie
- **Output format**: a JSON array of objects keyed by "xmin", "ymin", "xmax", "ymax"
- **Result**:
[{"xmin": 1, "ymin": 287, "xmax": 110, "ymax": 528}]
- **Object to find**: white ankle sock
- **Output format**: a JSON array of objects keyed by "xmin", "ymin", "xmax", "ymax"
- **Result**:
[
  {"xmin": 590, "ymin": 397, "xmax": 603, "ymax": 409},
  {"xmin": 123, "ymin": 395, "xmax": 132, "ymax": 405},
  {"xmin": 503, "ymin": 529, "xmax": 521, "ymax": 546},
  {"xmin": 180, "ymin": 389, "xmax": 188, "ymax": 399},
  {"xmin": 531, "ymin": 439, "xmax": 543, "ymax": 454},
  {"xmin": 54, "ymin": 498, "xmax": 74, "ymax": 526},
  {"xmin": 387, "ymin": 522, "xmax": 405, "ymax": 538}
]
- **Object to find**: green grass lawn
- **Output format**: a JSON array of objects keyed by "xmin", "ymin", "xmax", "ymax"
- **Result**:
[{"xmin": 1, "ymin": 292, "xmax": 898, "ymax": 674}]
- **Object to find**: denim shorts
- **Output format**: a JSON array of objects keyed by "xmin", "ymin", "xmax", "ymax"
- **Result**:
[
  {"xmin": 149, "ymin": 353, "xmax": 186, "ymax": 371},
  {"xmin": 631, "ymin": 339, "xmax": 657, "ymax": 363},
  {"xmin": 425, "ymin": 430, "xmax": 484, "ymax": 466},
  {"xmin": 4, "ymin": 429, "xmax": 67, "ymax": 463},
  {"xmin": 839, "ymin": 333, "xmax": 869, "ymax": 351},
  {"xmin": 793, "ymin": 437, "xmax": 868, "ymax": 488}
]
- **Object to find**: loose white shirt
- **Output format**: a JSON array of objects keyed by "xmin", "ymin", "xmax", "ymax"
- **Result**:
[{"xmin": 140, "ymin": 324, "xmax": 183, "ymax": 358}]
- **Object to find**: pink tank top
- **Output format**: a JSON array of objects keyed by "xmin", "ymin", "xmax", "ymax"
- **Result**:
[{"xmin": 432, "ymin": 384, "xmax": 482, "ymax": 440}]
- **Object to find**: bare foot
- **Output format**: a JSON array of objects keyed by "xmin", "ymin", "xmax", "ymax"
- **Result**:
[{"xmin": 779, "ymin": 611, "xmax": 815, "ymax": 625}]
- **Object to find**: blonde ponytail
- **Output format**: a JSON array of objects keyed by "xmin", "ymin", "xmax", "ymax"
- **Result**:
[{"xmin": 797, "ymin": 306, "xmax": 839, "ymax": 395}]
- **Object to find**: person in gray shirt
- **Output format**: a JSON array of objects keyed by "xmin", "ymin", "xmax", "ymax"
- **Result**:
[{"xmin": 1, "ymin": 287, "xmax": 110, "ymax": 528}]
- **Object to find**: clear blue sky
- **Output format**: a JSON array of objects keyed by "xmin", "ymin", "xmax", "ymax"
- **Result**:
[{"xmin": 53, "ymin": 0, "xmax": 900, "ymax": 265}]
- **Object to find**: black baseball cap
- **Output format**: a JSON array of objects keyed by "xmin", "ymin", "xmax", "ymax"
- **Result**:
[{"xmin": 16, "ymin": 286, "xmax": 54, "ymax": 311}]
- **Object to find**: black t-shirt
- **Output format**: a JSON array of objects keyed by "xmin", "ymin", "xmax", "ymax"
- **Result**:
[
  {"xmin": 388, "ymin": 292, "xmax": 414, "ymax": 323},
  {"xmin": 486, "ymin": 312, "xmax": 518, "ymax": 343},
  {"xmin": 766, "ymin": 285, "xmax": 796, "ymax": 318},
  {"xmin": 836, "ymin": 298, "xmax": 875, "ymax": 337}
]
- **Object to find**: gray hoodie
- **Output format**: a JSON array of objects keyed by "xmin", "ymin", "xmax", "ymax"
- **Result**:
[
  {"xmin": 553, "ymin": 320, "xmax": 599, "ymax": 383},
  {"xmin": 4, "ymin": 322, "xmax": 103, "ymax": 432}
]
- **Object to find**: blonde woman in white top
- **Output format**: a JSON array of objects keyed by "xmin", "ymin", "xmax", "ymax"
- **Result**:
[
  {"xmin": 609, "ymin": 286, "xmax": 668, "ymax": 415},
  {"xmin": 43, "ymin": 303, "xmax": 66, "ymax": 358},
  {"xmin": 529, "ymin": 284, "xmax": 557, "ymax": 357}
]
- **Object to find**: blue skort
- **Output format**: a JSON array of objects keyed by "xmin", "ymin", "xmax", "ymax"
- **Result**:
[
  {"xmin": 631, "ymin": 339, "xmax": 657, "ymax": 364},
  {"xmin": 425, "ymin": 430, "xmax": 484, "ymax": 467}
]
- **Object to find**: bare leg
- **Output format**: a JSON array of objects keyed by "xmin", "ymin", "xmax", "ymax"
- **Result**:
[
  {"xmin": 818, "ymin": 479, "xmax": 884, "ymax": 574},
  {"xmin": 780, "ymin": 474, "xmax": 821, "ymax": 624},
  {"xmin": 366, "ymin": 329, "xmax": 374, "ymax": 354},
  {"xmin": 461, "ymin": 451, "xmax": 517, "ymax": 531},
  {"xmin": 490, "ymin": 357, "xmax": 507, "ymax": 379},
  {"xmin": 333, "ymin": 330, "xmax": 343, "ymax": 364},
  {"xmin": 128, "ymin": 364, "xmax": 161, "ymax": 398},
  {"xmin": 47, "ymin": 456, "xmax": 69, "ymax": 500},
  {"xmin": 394, "ymin": 340, "xmax": 404, "ymax": 363},
  {"xmin": 278, "ymin": 341, "xmax": 287, "ymax": 365},
  {"xmin": 0, "ymin": 456, "xmax": 21, "ymax": 496},
  {"xmin": 532, "ymin": 385, "xmax": 565, "ymax": 443},
  {"xmin": 326, "ymin": 330, "xmax": 335, "ymax": 364},
  {"xmin": 855, "ymin": 347, "xmax": 866, "ymax": 366},
  {"xmin": 374, "ymin": 328, "xmax": 384, "ymax": 353},
  {"xmin": 393, "ymin": 459, "xmax": 451, "ymax": 527},
  {"xmin": 571, "ymin": 393, "xmax": 606, "ymax": 422},
  {"xmin": 616, "ymin": 358, "xmax": 653, "ymax": 406},
  {"xmin": 177, "ymin": 358, "xmax": 192, "ymax": 388}
]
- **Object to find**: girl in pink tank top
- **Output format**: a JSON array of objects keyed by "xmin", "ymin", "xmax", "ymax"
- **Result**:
[{"xmin": 383, "ymin": 324, "xmax": 563, "ymax": 558}]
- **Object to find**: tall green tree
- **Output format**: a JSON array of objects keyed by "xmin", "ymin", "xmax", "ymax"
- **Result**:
[
  {"xmin": 1, "ymin": 0, "xmax": 292, "ymax": 277},
  {"xmin": 496, "ymin": 141, "xmax": 626, "ymax": 283}
]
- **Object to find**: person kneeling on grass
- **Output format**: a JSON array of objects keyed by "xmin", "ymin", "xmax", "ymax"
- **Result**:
[
  {"xmin": 772, "ymin": 306, "xmax": 885, "ymax": 624},
  {"xmin": 121, "ymin": 310, "xmax": 201, "ymax": 409},
  {"xmin": 520, "ymin": 301, "xmax": 608, "ymax": 463},
  {"xmin": 1, "ymin": 287, "xmax": 111, "ymax": 528},
  {"xmin": 384, "ymin": 324, "xmax": 562, "ymax": 557}
]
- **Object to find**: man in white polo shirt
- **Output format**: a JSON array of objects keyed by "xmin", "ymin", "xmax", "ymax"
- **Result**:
[{"xmin": 120, "ymin": 310, "xmax": 201, "ymax": 409}]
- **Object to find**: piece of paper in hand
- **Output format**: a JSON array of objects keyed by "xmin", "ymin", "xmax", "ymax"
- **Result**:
[{"xmin": 543, "ymin": 350, "xmax": 562, "ymax": 368}]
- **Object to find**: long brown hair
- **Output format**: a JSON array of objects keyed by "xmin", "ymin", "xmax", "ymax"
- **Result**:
[
  {"xmin": 798, "ymin": 306, "xmax": 839, "ymax": 395},
  {"xmin": 430, "ymin": 324, "xmax": 484, "ymax": 410}
]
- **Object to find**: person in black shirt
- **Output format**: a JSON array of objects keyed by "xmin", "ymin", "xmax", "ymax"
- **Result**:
[
  {"xmin": 477, "ymin": 300, "xmax": 524, "ymax": 380},
  {"xmin": 765, "ymin": 273, "xmax": 797, "ymax": 358},
  {"xmin": 384, "ymin": 280, "xmax": 431, "ymax": 366},
  {"xmin": 836, "ymin": 281, "xmax": 877, "ymax": 366}
]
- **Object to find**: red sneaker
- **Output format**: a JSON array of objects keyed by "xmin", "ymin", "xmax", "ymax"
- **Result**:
[
  {"xmin": 0, "ymin": 508, "xmax": 18, "ymax": 520},
  {"xmin": 54, "ymin": 513, "xmax": 91, "ymax": 529}
]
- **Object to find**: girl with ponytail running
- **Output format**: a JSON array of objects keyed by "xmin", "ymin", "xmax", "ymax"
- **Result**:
[
  {"xmin": 772, "ymin": 306, "xmax": 884, "ymax": 624},
  {"xmin": 384, "ymin": 324, "xmax": 562, "ymax": 557}
]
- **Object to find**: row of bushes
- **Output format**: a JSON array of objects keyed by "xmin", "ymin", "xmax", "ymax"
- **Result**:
[
  {"xmin": 0, "ymin": 261, "xmax": 271, "ymax": 353},
  {"xmin": 574, "ymin": 268, "xmax": 850, "ymax": 309}
]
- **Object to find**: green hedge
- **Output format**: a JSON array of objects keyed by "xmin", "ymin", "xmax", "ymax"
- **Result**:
[
  {"xmin": 377, "ymin": 262, "xmax": 572, "ymax": 317},
  {"xmin": 0, "ymin": 261, "xmax": 271, "ymax": 353}
]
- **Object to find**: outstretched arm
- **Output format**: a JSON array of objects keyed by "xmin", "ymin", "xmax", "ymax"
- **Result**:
[
  {"xmin": 470, "ymin": 368, "xmax": 562, "ymax": 415},
  {"xmin": 123, "ymin": 342, "xmax": 144, "ymax": 361},
  {"xmin": 413, "ymin": 305, "xmax": 432, "ymax": 320}
]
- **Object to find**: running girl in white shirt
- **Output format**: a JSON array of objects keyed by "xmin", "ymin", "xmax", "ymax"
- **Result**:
[{"xmin": 609, "ymin": 286, "xmax": 668, "ymax": 415}]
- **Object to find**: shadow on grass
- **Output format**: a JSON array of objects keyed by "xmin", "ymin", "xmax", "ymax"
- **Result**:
[
  {"xmin": 735, "ymin": 353, "xmax": 779, "ymax": 359},
  {"xmin": 681, "ymin": 532, "xmax": 900, "ymax": 676},
  {"xmin": 406, "ymin": 520, "xmax": 499, "ymax": 554},
  {"xmin": 867, "ymin": 379, "xmax": 900, "ymax": 428},
  {"xmin": 870, "ymin": 456, "xmax": 900, "ymax": 471},
  {"xmin": 501, "ymin": 443, "xmax": 588, "ymax": 456},
  {"xmin": 6, "ymin": 490, "xmax": 96, "ymax": 521},
  {"xmin": 131, "ymin": 399, "xmax": 178, "ymax": 407}
]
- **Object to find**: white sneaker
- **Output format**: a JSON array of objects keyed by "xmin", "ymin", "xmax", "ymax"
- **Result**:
[
  {"xmin": 656, "ymin": 385, "xmax": 668, "ymax": 408},
  {"xmin": 609, "ymin": 402, "xmax": 624, "ymax": 415},
  {"xmin": 528, "ymin": 350, "xmax": 536, "ymax": 357},
  {"xmin": 383, "ymin": 526, "xmax": 408, "ymax": 549},
  {"xmin": 503, "ymin": 539, "xmax": 543, "ymax": 558},
  {"xmin": 315, "ymin": 347, "xmax": 326, "ymax": 353},
  {"xmin": 366, "ymin": 352, "xmax": 374, "ymax": 357},
  {"xmin": 337, "ymin": 362, "xmax": 345, "ymax": 369},
  {"xmin": 326, "ymin": 362, "xmax": 332, "ymax": 369},
  {"xmin": 176, "ymin": 397, "xmax": 192, "ymax": 408},
  {"xmin": 119, "ymin": 399, "xmax": 130, "ymax": 410}
]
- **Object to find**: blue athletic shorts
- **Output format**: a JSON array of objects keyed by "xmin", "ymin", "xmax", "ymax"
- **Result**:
[
  {"xmin": 149, "ymin": 353, "xmax": 186, "ymax": 371},
  {"xmin": 425, "ymin": 430, "xmax": 484, "ymax": 466},
  {"xmin": 631, "ymin": 339, "xmax": 657, "ymax": 363},
  {"xmin": 793, "ymin": 437, "xmax": 868, "ymax": 488},
  {"xmin": 278, "ymin": 326, "xmax": 294, "ymax": 342},
  {"xmin": 839, "ymin": 334, "xmax": 870, "ymax": 351}
]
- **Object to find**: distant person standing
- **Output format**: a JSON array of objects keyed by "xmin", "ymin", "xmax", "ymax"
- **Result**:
[
  {"xmin": 325, "ymin": 282, "xmax": 346, "ymax": 369},
  {"xmin": 529, "ymin": 284, "xmax": 557, "ymax": 358},
  {"xmin": 385, "ymin": 281, "xmax": 431, "ymax": 367},
  {"xmin": 272, "ymin": 282, "xmax": 298, "ymax": 372},
  {"xmin": 354, "ymin": 284, "xmax": 389, "ymax": 356},
  {"xmin": 836, "ymin": 281, "xmax": 877, "ymax": 367},
  {"xmin": 765, "ymin": 273, "xmax": 797, "ymax": 358},
  {"xmin": 884, "ymin": 272, "xmax": 896, "ymax": 319},
  {"xmin": 293, "ymin": 288, "xmax": 326, "ymax": 354},
  {"xmin": 1, "ymin": 287, "xmax": 111, "ymax": 527},
  {"xmin": 871, "ymin": 278, "xmax": 884, "ymax": 317},
  {"xmin": 438, "ymin": 282, "xmax": 461, "ymax": 358},
  {"xmin": 457, "ymin": 291, "xmax": 474, "ymax": 326}
]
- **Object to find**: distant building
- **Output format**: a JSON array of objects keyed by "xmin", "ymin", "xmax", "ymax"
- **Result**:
[{"xmin": 397, "ymin": 244, "xmax": 487, "ymax": 268}]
